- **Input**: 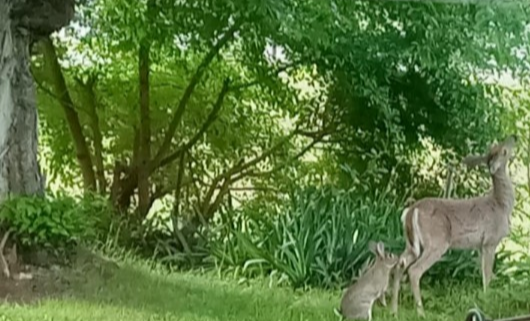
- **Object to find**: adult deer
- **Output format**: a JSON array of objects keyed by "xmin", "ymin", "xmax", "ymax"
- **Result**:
[{"xmin": 390, "ymin": 135, "xmax": 517, "ymax": 317}]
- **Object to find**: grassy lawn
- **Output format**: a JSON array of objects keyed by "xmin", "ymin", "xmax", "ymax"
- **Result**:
[{"xmin": 0, "ymin": 255, "xmax": 529, "ymax": 321}]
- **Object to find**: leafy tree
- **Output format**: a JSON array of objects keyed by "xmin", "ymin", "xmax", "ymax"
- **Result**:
[
  {"xmin": 33, "ymin": 0, "xmax": 330, "ymax": 247},
  {"xmin": 31, "ymin": 0, "xmax": 530, "ymax": 252}
]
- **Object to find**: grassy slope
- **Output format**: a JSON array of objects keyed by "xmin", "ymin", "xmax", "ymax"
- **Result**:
[{"xmin": 0, "ymin": 255, "xmax": 529, "ymax": 321}]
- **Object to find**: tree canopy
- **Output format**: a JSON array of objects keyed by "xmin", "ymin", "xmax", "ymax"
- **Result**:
[{"xmin": 29, "ymin": 0, "xmax": 530, "ymax": 244}]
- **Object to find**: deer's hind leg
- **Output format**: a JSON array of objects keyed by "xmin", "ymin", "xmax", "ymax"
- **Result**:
[{"xmin": 407, "ymin": 242, "xmax": 449, "ymax": 317}]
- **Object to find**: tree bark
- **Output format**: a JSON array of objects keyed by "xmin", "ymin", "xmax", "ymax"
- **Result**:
[
  {"xmin": 0, "ymin": 0, "xmax": 75, "ymax": 201},
  {"xmin": 0, "ymin": 8, "xmax": 44, "ymax": 200}
]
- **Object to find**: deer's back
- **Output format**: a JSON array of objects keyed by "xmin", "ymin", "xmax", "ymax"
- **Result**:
[{"xmin": 412, "ymin": 196, "xmax": 510, "ymax": 249}]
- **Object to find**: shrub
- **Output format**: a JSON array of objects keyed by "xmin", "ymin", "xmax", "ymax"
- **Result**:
[{"xmin": 0, "ymin": 192, "xmax": 114, "ymax": 253}]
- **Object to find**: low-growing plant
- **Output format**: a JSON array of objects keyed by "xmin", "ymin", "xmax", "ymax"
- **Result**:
[{"xmin": 0, "ymin": 192, "xmax": 114, "ymax": 252}]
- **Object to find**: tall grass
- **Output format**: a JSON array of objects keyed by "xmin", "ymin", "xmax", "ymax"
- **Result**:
[{"xmin": 208, "ymin": 186, "xmax": 486, "ymax": 289}]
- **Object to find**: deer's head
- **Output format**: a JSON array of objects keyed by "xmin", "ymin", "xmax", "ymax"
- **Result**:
[{"xmin": 462, "ymin": 134, "xmax": 517, "ymax": 175}]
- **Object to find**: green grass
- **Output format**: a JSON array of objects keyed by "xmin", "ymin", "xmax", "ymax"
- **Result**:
[{"xmin": 0, "ymin": 255, "xmax": 529, "ymax": 321}]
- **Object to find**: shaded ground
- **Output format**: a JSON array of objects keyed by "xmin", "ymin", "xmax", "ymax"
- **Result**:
[
  {"xmin": 0, "ymin": 252, "xmax": 529, "ymax": 321},
  {"xmin": 0, "ymin": 247, "xmax": 119, "ymax": 305},
  {"xmin": 0, "ymin": 266, "xmax": 67, "ymax": 303}
]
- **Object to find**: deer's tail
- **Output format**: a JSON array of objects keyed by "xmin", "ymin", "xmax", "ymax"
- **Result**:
[{"xmin": 401, "ymin": 207, "xmax": 422, "ymax": 259}]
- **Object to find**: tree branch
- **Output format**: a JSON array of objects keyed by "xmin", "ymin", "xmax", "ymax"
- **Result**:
[
  {"xmin": 149, "ymin": 177, "xmax": 193, "ymax": 205},
  {"xmin": 75, "ymin": 76, "xmax": 107, "ymax": 193},
  {"xmin": 204, "ymin": 177, "xmax": 232, "ymax": 218},
  {"xmin": 229, "ymin": 186, "xmax": 281, "ymax": 193},
  {"xmin": 235, "ymin": 131, "xmax": 326, "ymax": 181},
  {"xmin": 158, "ymin": 78, "xmax": 231, "ymax": 169},
  {"xmin": 41, "ymin": 37, "xmax": 96, "ymax": 191},
  {"xmin": 198, "ymin": 128, "xmax": 301, "ymax": 217},
  {"xmin": 151, "ymin": 23, "xmax": 240, "ymax": 167},
  {"xmin": 223, "ymin": 129, "xmax": 300, "ymax": 179},
  {"xmin": 111, "ymin": 77, "xmax": 231, "ymax": 210}
]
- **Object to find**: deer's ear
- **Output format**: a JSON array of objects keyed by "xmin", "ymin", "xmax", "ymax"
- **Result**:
[{"xmin": 462, "ymin": 155, "xmax": 487, "ymax": 168}]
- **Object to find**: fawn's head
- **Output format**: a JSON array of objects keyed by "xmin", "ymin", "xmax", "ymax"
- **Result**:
[
  {"xmin": 462, "ymin": 134, "xmax": 517, "ymax": 175},
  {"xmin": 368, "ymin": 241, "xmax": 398, "ymax": 269}
]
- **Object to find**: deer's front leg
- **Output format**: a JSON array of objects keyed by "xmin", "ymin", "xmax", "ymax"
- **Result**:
[{"xmin": 481, "ymin": 246, "xmax": 496, "ymax": 292}]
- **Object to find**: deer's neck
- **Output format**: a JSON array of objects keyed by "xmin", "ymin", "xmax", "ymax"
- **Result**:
[{"xmin": 491, "ymin": 166, "xmax": 515, "ymax": 210}]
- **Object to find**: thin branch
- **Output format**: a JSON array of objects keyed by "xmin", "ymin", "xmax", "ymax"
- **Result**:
[
  {"xmin": 157, "ymin": 78, "xmax": 231, "ymax": 169},
  {"xmin": 232, "ymin": 129, "xmax": 329, "ymax": 181},
  {"xmin": 198, "ymin": 128, "xmax": 301, "ymax": 214},
  {"xmin": 229, "ymin": 61, "xmax": 305, "ymax": 92},
  {"xmin": 229, "ymin": 186, "xmax": 280, "ymax": 193},
  {"xmin": 75, "ymin": 77, "xmax": 107, "ymax": 193},
  {"xmin": 203, "ymin": 177, "xmax": 232, "ymax": 217},
  {"xmin": 152, "ymin": 23, "xmax": 240, "ymax": 167},
  {"xmin": 150, "ymin": 177, "xmax": 194, "ymax": 203},
  {"xmin": 226, "ymin": 129, "xmax": 300, "ymax": 177}
]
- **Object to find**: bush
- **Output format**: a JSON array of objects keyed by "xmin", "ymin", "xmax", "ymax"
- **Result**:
[
  {"xmin": 209, "ymin": 186, "xmax": 491, "ymax": 289},
  {"xmin": 0, "ymin": 192, "xmax": 114, "ymax": 253}
]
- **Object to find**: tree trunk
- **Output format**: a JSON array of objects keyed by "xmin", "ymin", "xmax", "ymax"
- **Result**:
[
  {"xmin": 42, "ymin": 37, "xmax": 97, "ymax": 191},
  {"xmin": 84, "ymin": 81, "xmax": 107, "ymax": 193},
  {"xmin": 137, "ymin": 43, "xmax": 151, "ymax": 217},
  {"xmin": 0, "ymin": 0, "xmax": 75, "ymax": 201},
  {"xmin": 0, "ymin": 3, "xmax": 44, "ymax": 201}
]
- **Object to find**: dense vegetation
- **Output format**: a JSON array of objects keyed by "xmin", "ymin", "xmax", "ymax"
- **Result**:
[{"xmin": 1, "ymin": 1, "xmax": 530, "ymax": 312}]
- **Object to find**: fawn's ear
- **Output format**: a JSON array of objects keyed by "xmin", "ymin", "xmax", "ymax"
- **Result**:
[{"xmin": 462, "ymin": 155, "xmax": 487, "ymax": 168}]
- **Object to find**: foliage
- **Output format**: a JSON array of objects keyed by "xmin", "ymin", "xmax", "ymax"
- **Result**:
[
  {"xmin": 35, "ymin": 0, "xmax": 530, "ymax": 218},
  {"xmin": 267, "ymin": 1, "xmax": 530, "ymax": 191},
  {"xmin": 0, "ymin": 192, "xmax": 114, "ymax": 251}
]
